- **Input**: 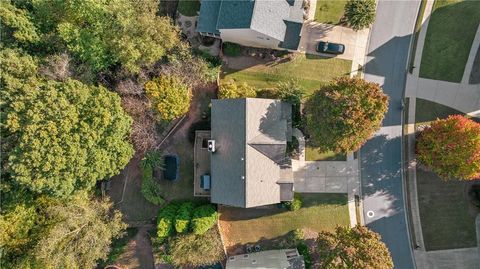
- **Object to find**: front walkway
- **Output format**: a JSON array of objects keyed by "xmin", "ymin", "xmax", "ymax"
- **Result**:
[{"xmin": 291, "ymin": 129, "xmax": 360, "ymax": 227}]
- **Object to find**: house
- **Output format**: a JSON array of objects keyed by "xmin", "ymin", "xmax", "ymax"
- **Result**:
[
  {"xmin": 193, "ymin": 98, "xmax": 294, "ymax": 208},
  {"xmin": 197, "ymin": 0, "xmax": 304, "ymax": 50},
  {"xmin": 226, "ymin": 249, "xmax": 305, "ymax": 269}
]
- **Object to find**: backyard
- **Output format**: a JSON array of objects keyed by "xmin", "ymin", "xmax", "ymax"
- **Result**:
[
  {"xmin": 415, "ymin": 98, "xmax": 480, "ymax": 250},
  {"xmin": 419, "ymin": 0, "xmax": 480, "ymax": 82},
  {"xmin": 219, "ymin": 193, "xmax": 349, "ymax": 253},
  {"xmin": 221, "ymin": 54, "xmax": 352, "ymax": 96},
  {"xmin": 314, "ymin": 0, "xmax": 346, "ymax": 24}
]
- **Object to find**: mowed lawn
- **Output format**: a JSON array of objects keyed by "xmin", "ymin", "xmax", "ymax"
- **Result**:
[
  {"xmin": 415, "ymin": 98, "xmax": 479, "ymax": 250},
  {"xmin": 314, "ymin": 0, "xmax": 346, "ymax": 24},
  {"xmin": 221, "ymin": 54, "xmax": 352, "ymax": 96},
  {"xmin": 419, "ymin": 0, "xmax": 480, "ymax": 82},
  {"xmin": 219, "ymin": 193, "xmax": 349, "ymax": 248}
]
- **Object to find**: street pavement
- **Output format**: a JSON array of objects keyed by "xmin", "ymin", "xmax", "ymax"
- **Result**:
[{"xmin": 361, "ymin": 1, "xmax": 420, "ymax": 268}]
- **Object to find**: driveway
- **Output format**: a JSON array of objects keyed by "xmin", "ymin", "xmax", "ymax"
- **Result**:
[{"xmin": 298, "ymin": 21, "xmax": 369, "ymax": 63}]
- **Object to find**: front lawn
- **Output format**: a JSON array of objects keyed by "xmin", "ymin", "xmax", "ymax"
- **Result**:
[
  {"xmin": 415, "ymin": 98, "xmax": 479, "ymax": 250},
  {"xmin": 219, "ymin": 193, "xmax": 349, "ymax": 251},
  {"xmin": 177, "ymin": 0, "xmax": 200, "ymax": 16},
  {"xmin": 314, "ymin": 0, "xmax": 347, "ymax": 24},
  {"xmin": 221, "ymin": 54, "xmax": 352, "ymax": 96},
  {"xmin": 305, "ymin": 146, "xmax": 347, "ymax": 161},
  {"xmin": 419, "ymin": 0, "xmax": 480, "ymax": 82}
]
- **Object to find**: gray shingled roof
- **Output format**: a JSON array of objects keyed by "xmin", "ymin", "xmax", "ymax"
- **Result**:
[
  {"xmin": 210, "ymin": 98, "xmax": 292, "ymax": 208},
  {"xmin": 216, "ymin": 0, "xmax": 255, "ymax": 29},
  {"xmin": 197, "ymin": 0, "xmax": 222, "ymax": 34},
  {"xmin": 250, "ymin": 0, "xmax": 290, "ymax": 41}
]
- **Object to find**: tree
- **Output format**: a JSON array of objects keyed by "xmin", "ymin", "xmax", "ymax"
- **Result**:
[
  {"xmin": 218, "ymin": 80, "xmax": 256, "ymax": 99},
  {"xmin": 145, "ymin": 76, "xmax": 191, "ymax": 121},
  {"xmin": 32, "ymin": 0, "xmax": 180, "ymax": 72},
  {"xmin": 30, "ymin": 194, "xmax": 126, "ymax": 269},
  {"xmin": 305, "ymin": 77, "xmax": 388, "ymax": 153},
  {"xmin": 1, "ymin": 49, "xmax": 134, "ymax": 197},
  {"xmin": 191, "ymin": 204, "xmax": 218, "ymax": 235},
  {"xmin": 169, "ymin": 227, "xmax": 225, "ymax": 266},
  {"xmin": 344, "ymin": 0, "xmax": 376, "ymax": 31},
  {"xmin": 416, "ymin": 115, "xmax": 480, "ymax": 180},
  {"xmin": 317, "ymin": 225, "xmax": 393, "ymax": 269},
  {"xmin": 276, "ymin": 80, "xmax": 304, "ymax": 128},
  {"xmin": 0, "ymin": 1, "xmax": 39, "ymax": 45}
]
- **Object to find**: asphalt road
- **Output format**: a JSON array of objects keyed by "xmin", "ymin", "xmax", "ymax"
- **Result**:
[{"xmin": 361, "ymin": 1, "xmax": 420, "ymax": 268}]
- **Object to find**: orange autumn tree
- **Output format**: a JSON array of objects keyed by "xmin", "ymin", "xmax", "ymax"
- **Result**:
[{"xmin": 416, "ymin": 115, "xmax": 480, "ymax": 180}]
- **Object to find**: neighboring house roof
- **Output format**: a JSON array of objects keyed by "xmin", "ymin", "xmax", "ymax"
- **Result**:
[
  {"xmin": 226, "ymin": 249, "xmax": 305, "ymax": 269},
  {"xmin": 210, "ymin": 98, "xmax": 292, "ymax": 208},
  {"xmin": 197, "ymin": 0, "xmax": 304, "ymax": 46}
]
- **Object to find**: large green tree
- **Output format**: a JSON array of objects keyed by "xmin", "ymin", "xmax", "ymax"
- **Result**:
[
  {"xmin": 317, "ymin": 226, "xmax": 393, "ymax": 269},
  {"xmin": 1, "ymin": 49, "xmax": 134, "ymax": 197},
  {"xmin": 31, "ymin": 0, "xmax": 180, "ymax": 72},
  {"xmin": 417, "ymin": 115, "xmax": 480, "ymax": 180},
  {"xmin": 0, "ymin": 0, "xmax": 39, "ymax": 45},
  {"xmin": 0, "ymin": 194, "xmax": 126, "ymax": 269},
  {"xmin": 305, "ymin": 77, "xmax": 388, "ymax": 153}
]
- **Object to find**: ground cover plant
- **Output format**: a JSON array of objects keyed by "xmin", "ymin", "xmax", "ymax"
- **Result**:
[{"xmin": 344, "ymin": 0, "xmax": 376, "ymax": 30}]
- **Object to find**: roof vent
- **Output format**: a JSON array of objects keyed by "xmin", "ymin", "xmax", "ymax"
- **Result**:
[{"xmin": 208, "ymin": 140, "xmax": 216, "ymax": 153}]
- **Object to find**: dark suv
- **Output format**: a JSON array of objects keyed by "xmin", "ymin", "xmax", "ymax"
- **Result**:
[{"xmin": 316, "ymin": 41, "xmax": 345, "ymax": 55}]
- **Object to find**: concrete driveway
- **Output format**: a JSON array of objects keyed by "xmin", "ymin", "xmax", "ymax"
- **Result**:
[{"xmin": 298, "ymin": 21, "xmax": 369, "ymax": 62}]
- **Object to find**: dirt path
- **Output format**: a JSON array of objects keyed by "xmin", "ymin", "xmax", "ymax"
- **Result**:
[{"xmin": 115, "ymin": 226, "xmax": 155, "ymax": 269}]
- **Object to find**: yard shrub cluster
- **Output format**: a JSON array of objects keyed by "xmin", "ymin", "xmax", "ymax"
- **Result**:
[
  {"xmin": 285, "ymin": 194, "xmax": 303, "ymax": 211},
  {"xmin": 145, "ymin": 75, "xmax": 192, "ymax": 121},
  {"xmin": 140, "ymin": 151, "xmax": 165, "ymax": 206},
  {"xmin": 154, "ymin": 202, "xmax": 223, "ymax": 266},
  {"xmin": 416, "ymin": 115, "xmax": 480, "ymax": 180},
  {"xmin": 222, "ymin": 42, "xmax": 241, "ymax": 56},
  {"xmin": 219, "ymin": 80, "xmax": 257, "ymax": 99},
  {"xmin": 305, "ymin": 77, "xmax": 388, "ymax": 153},
  {"xmin": 344, "ymin": 0, "xmax": 377, "ymax": 31}
]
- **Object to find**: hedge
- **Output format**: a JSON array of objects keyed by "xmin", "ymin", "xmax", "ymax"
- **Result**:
[
  {"xmin": 140, "ymin": 164, "xmax": 165, "ymax": 206},
  {"xmin": 157, "ymin": 203, "xmax": 180, "ymax": 239},
  {"xmin": 175, "ymin": 202, "xmax": 195, "ymax": 233},
  {"xmin": 191, "ymin": 205, "xmax": 218, "ymax": 235}
]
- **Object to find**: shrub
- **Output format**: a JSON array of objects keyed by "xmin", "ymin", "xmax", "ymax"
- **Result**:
[
  {"xmin": 175, "ymin": 202, "xmax": 195, "ymax": 233},
  {"xmin": 169, "ymin": 227, "xmax": 225, "ymax": 266},
  {"xmin": 285, "ymin": 194, "xmax": 302, "ymax": 211},
  {"xmin": 140, "ymin": 164, "xmax": 165, "ymax": 206},
  {"xmin": 157, "ymin": 203, "xmax": 180, "ymax": 239},
  {"xmin": 305, "ymin": 77, "xmax": 388, "ymax": 153},
  {"xmin": 297, "ymin": 241, "xmax": 312, "ymax": 269},
  {"xmin": 191, "ymin": 205, "xmax": 218, "ymax": 235},
  {"xmin": 218, "ymin": 80, "xmax": 257, "ymax": 99},
  {"xmin": 276, "ymin": 80, "xmax": 304, "ymax": 128},
  {"xmin": 416, "ymin": 115, "xmax": 480, "ymax": 180},
  {"xmin": 344, "ymin": 0, "xmax": 376, "ymax": 31},
  {"xmin": 293, "ymin": 229, "xmax": 304, "ymax": 242},
  {"xmin": 222, "ymin": 42, "xmax": 241, "ymax": 57},
  {"xmin": 145, "ymin": 76, "xmax": 191, "ymax": 121}
]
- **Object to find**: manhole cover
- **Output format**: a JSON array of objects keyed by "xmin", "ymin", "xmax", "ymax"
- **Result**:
[{"xmin": 367, "ymin": 211, "xmax": 375, "ymax": 218}]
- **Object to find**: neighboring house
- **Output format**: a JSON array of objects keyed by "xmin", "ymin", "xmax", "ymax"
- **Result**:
[
  {"xmin": 193, "ymin": 98, "xmax": 294, "ymax": 208},
  {"xmin": 226, "ymin": 249, "xmax": 305, "ymax": 269},
  {"xmin": 197, "ymin": 0, "xmax": 304, "ymax": 50}
]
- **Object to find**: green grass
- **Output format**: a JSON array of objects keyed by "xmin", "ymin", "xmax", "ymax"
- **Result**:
[
  {"xmin": 305, "ymin": 145, "xmax": 347, "ymax": 161},
  {"xmin": 177, "ymin": 0, "xmax": 200, "ymax": 16},
  {"xmin": 415, "ymin": 98, "xmax": 479, "ymax": 250},
  {"xmin": 314, "ymin": 0, "xmax": 347, "ymax": 24},
  {"xmin": 416, "ymin": 169, "xmax": 478, "ymax": 250},
  {"xmin": 419, "ymin": 0, "xmax": 480, "ymax": 82},
  {"xmin": 220, "ymin": 193, "xmax": 349, "ymax": 247},
  {"xmin": 408, "ymin": 0, "xmax": 428, "ymax": 72},
  {"xmin": 222, "ymin": 54, "xmax": 352, "ymax": 96}
]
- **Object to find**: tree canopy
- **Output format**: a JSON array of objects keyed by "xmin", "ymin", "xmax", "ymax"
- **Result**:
[
  {"xmin": 305, "ymin": 77, "xmax": 388, "ymax": 153},
  {"xmin": 145, "ymin": 76, "xmax": 192, "ymax": 121},
  {"xmin": 417, "ymin": 115, "xmax": 480, "ymax": 180},
  {"xmin": 31, "ymin": 0, "xmax": 179, "ymax": 72},
  {"xmin": 317, "ymin": 225, "xmax": 393, "ymax": 269},
  {"xmin": 1, "ymin": 49, "xmax": 134, "ymax": 197},
  {"xmin": 218, "ymin": 80, "xmax": 257, "ymax": 99},
  {"xmin": 344, "ymin": 0, "xmax": 377, "ymax": 31},
  {"xmin": 0, "ymin": 1, "xmax": 39, "ymax": 45}
]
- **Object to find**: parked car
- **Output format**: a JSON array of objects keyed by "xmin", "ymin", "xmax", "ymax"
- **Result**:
[
  {"xmin": 163, "ymin": 155, "xmax": 179, "ymax": 181},
  {"xmin": 316, "ymin": 41, "xmax": 345, "ymax": 55}
]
